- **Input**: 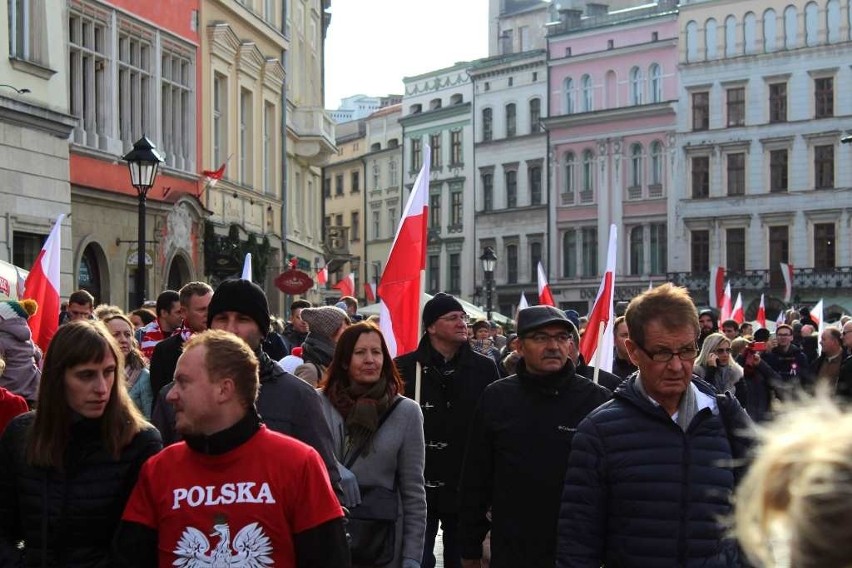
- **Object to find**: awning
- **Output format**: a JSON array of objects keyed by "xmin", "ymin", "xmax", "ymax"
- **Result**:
[{"xmin": 0, "ymin": 259, "xmax": 28, "ymax": 300}]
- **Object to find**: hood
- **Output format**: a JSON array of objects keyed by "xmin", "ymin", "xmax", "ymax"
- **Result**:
[{"xmin": 0, "ymin": 315, "xmax": 33, "ymax": 342}]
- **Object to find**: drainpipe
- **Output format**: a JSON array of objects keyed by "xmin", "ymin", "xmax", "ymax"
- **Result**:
[{"xmin": 280, "ymin": 47, "xmax": 290, "ymax": 310}]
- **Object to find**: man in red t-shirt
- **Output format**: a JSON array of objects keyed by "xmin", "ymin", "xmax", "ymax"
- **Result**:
[{"xmin": 114, "ymin": 330, "xmax": 349, "ymax": 567}]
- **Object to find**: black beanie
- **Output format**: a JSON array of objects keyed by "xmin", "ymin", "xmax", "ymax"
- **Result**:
[
  {"xmin": 207, "ymin": 279, "xmax": 271, "ymax": 334},
  {"xmin": 422, "ymin": 292, "xmax": 465, "ymax": 328}
]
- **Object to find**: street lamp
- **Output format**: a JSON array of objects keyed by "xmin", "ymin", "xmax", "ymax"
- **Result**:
[
  {"xmin": 122, "ymin": 135, "xmax": 164, "ymax": 309},
  {"xmin": 480, "ymin": 246, "xmax": 497, "ymax": 321}
]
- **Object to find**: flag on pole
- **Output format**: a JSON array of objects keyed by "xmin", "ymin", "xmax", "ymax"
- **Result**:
[
  {"xmin": 333, "ymin": 273, "xmax": 355, "ymax": 298},
  {"xmin": 579, "ymin": 224, "xmax": 617, "ymax": 374},
  {"xmin": 317, "ymin": 264, "xmax": 328, "ymax": 286},
  {"xmin": 756, "ymin": 294, "xmax": 766, "ymax": 329},
  {"xmin": 731, "ymin": 293, "xmax": 744, "ymax": 324},
  {"xmin": 518, "ymin": 292, "xmax": 529, "ymax": 310},
  {"xmin": 537, "ymin": 262, "xmax": 555, "ymax": 306},
  {"xmin": 709, "ymin": 266, "xmax": 725, "ymax": 308},
  {"xmin": 378, "ymin": 143, "xmax": 431, "ymax": 358},
  {"xmin": 364, "ymin": 282, "xmax": 377, "ymax": 303},
  {"xmin": 720, "ymin": 282, "xmax": 733, "ymax": 321},
  {"xmin": 202, "ymin": 163, "xmax": 226, "ymax": 187},
  {"xmin": 812, "ymin": 298, "xmax": 824, "ymax": 356},
  {"xmin": 776, "ymin": 309, "xmax": 786, "ymax": 328},
  {"xmin": 23, "ymin": 214, "xmax": 64, "ymax": 353},
  {"xmin": 780, "ymin": 262, "xmax": 793, "ymax": 303},
  {"xmin": 241, "ymin": 253, "xmax": 252, "ymax": 281},
  {"xmin": 648, "ymin": 280, "xmax": 654, "ymax": 291}
]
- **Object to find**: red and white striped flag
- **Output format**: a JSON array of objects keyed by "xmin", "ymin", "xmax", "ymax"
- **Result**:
[
  {"xmin": 364, "ymin": 282, "xmax": 377, "ymax": 303},
  {"xmin": 518, "ymin": 291, "xmax": 529, "ymax": 310},
  {"xmin": 756, "ymin": 294, "xmax": 766, "ymax": 329},
  {"xmin": 780, "ymin": 262, "xmax": 793, "ymax": 303},
  {"xmin": 720, "ymin": 282, "xmax": 732, "ymax": 321},
  {"xmin": 24, "ymin": 214, "xmax": 64, "ymax": 352},
  {"xmin": 731, "ymin": 292, "xmax": 744, "ymax": 324},
  {"xmin": 378, "ymin": 143, "xmax": 430, "ymax": 358},
  {"xmin": 709, "ymin": 266, "xmax": 725, "ymax": 309},
  {"xmin": 537, "ymin": 262, "xmax": 555, "ymax": 307},
  {"xmin": 202, "ymin": 163, "xmax": 226, "ymax": 187},
  {"xmin": 812, "ymin": 298, "xmax": 824, "ymax": 356},
  {"xmin": 317, "ymin": 264, "xmax": 328, "ymax": 286},
  {"xmin": 579, "ymin": 224, "xmax": 617, "ymax": 374},
  {"xmin": 333, "ymin": 273, "xmax": 355, "ymax": 298}
]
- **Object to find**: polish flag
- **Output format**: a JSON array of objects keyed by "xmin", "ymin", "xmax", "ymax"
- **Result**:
[
  {"xmin": 317, "ymin": 265, "xmax": 328, "ymax": 286},
  {"xmin": 378, "ymin": 143, "xmax": 430, "ymax": 358},
  {"xmin": 241, "ymin": 253, "xmax": 252, "ymax": 281},
  {"xmin": 812, "ymin": 298, "xmax": 824, "ymax": 356},
  {"xmin": 719, "ymin": 282, "xmax": 733, "ymax": 321},
  {"xmin": 24, "ymin": 214, "xmax": 64, "ymax": 353},
  {"xmin": 518, "ymin": 292, "xmax": 529, "ymax": 310},
  {"xmin": 579, "ymin": 224, "xmax": 617, "ymax": 375},
  {"xmin": 202, "ymin": 163, "xmax": 226, "ymax": 187},
  {"xmin": 333, "ymin": 273, "xmax": 355, "ymax": 298},
  {"xmin": 780, "ymin": 262, "xmax": 793, "ymax": 303},
  {"xmin": 364, "ymin": 282, "xmax": 377, "ymax": 303},
  {"xmin": 537, "ymin": 262, "xmax": 555, "ymax": 307},
  {"xmin": 776, "ymin": 309, "xmax": 786, "ymax": 328},
  {"xmin": 756, "ymin": 294, "xmax": 766, "ymax": 329},
  {"xmin": 731, "ymin": 293, "xmax": 744, "ymax": 324},
  {"xmin": 709, "ymin": 266, "xmax": 725, "ymax": 309}
]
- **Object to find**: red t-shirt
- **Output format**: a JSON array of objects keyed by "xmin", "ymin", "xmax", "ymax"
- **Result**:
[{"xmin": 122, "ymin": 425, "xmax": 343, "ymax": 567}]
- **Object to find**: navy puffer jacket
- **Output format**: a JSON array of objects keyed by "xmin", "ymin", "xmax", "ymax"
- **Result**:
[{"xmin": 557, "ymin": 377, "xmax": 753, "ymax": 568}]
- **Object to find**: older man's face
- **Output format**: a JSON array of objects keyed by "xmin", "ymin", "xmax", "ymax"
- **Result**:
[
  {"xmin": 517, "ymin": 324, "xmax": 572, "ymax": 375},
  {"xmin": 843, "ymin": 322, "xmax": 852, "ymax": 351},
  {"xmin": 820, "ymin": 329, "xmax": 842, "ymax": 357},
  {"xmin": 626, "ymin": 320, "xmax": 697, "ymax": 413}
]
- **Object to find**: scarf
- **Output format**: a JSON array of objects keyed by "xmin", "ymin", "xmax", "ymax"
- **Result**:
[
  {"xmin": 636, "ymin": 373, "xmax": 698, "ymax": 432},
  {"xmin": 301, "ymin": 333, "xmax": 336, "ymax": 367},
  {"xmin": 327, "ymin": 377, "xmax": 391, "ymax": 457}
]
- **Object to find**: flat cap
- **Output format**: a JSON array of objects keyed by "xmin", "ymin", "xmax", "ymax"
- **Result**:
[{"xmin": 517, "ymin": 305, "xmax": 575, "ymax": 336}]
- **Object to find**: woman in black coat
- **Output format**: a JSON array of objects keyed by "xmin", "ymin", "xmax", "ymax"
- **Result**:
[{"xmin": 0, "ymin": 320, "xmax": 162, "ymax": 567}]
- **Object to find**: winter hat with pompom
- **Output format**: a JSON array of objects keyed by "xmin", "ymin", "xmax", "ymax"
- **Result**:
[{"xmin": 0, "ymin": 299, "xmax": 37, "ymax": 321}]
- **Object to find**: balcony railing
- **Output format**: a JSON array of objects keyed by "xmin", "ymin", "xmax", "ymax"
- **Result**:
[
  {"xmin": 292, "ymin": 107, "xmax": 335, "ymax": 141},
  {"xmin": 666, "ymin": 267, "xmax": 852, "ymax": 297}
]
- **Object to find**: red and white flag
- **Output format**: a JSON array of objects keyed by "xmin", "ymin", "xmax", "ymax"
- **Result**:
[
  {"xmin": 537, "ymin": 262, "xmax": 555, "ymax": 307},
  {"xmin": 579, "ymin": 224, "xmax": 617, "ymax": 374},
  {"xmin": 202, "ymin": 163, "xmax": 226, "ymax": 187},
  {"xmin": 241, "ymin": 253, "xmax": 252, "ymax": 281},
  {"xmin": 518, "ymin": 292, "xmax": 529, "ymax": 310},
  {"xmin": 756, "ymin": 294, "xmax": 766, "ymax": 329},
  {"xmin": 719, "ymin": 282, "xmax": 732, "ymax": 321},
  {"xmin": 317, "ymin": 264, "xmax": 328, "ymax": 286},
  {"xmin": 776, "ymin": 309, "xmax": 786, "ymax": 328},
  {"xmin": 24, "ymin": 214, "xmax": 64, "ymax": 353},
  {"xmin": 709, "ymin": 266, "xmax": 725, "ymax": 309},
  {"xmin": 731, "ymin": 293, "xmax": 744, "ymax": 324},
  {"xmin": 333, "ymin": 273, "xmax": 355, "ymax": 298},
  {"xmin": 812, "ymin": 298, "xmax": 824, "ymax": 356},
  {"xmin": 780, "ymin": 262, "xmax": 793, "ymax": 303},
  {"xmin": 364, "ymin": 282, "xmax": 377, "ymax": 303},
  {"xmin": 378, "ymin": 143, "xmax": 430, "ymax": 358}
]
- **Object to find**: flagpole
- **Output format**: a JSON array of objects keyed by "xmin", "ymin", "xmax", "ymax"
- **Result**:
[{"xmin": 592, "ymin": 321, "xmax": 605, "ymax": 384}]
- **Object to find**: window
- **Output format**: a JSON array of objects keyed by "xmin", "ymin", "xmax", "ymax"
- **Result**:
[
  {"xmin": 482, "ymin": 108, "xmax": 493, "ymax": 141},
  {"xmin": 805, "ymin": 2, "xmax": 819, "ymax": 46},
  {"xmin": 581, "ymin": 75, "xmax": 593, "ymax": 112},
  {"xmin": 12, "ymin": 231, "xmax": 44, "ymax": 270},
  {"xmin": 727, "ymin": 153, "xmax": 745, "ymax": 196},
  {"xmin": 744, "ymin": 12, "xmax": 757, "ymax": 53},
  {"xmin": 564, "ymin": 78, "xmax": 575, "ymax": 114},
  {"xmin": 705, "ymin": 18, "xmax": 718, "ymax": 58},
  {"xmin": 769, "ymin": 83, "xmax": 787, "ymax": 123},
  {"xmin": 649, "ymin": 64, "xmax": 662, "ymax": 103},
  {"xmin": 530, "ymin": 99, "xmax": 541, "ymax": 133},
  {"xmin": 815, "ymin": 77, "xmax": 834, "ymax": 118},
  {"xmin": 323, "ymin": 178, "xmax": 331, "ymax": 198},
  {"xmin": 351, "ymin": 212, "xmax": 360, "ymax": 241},
  {"xmin": 335, "ymin": 214, "xmax": 343, "ymax": 227},
  {"xmin": 388, "ymin": 208, "xmax": 397, "ymax": 235},
  {"xmin": 213, "ymin": 74, "xmax": 228, "ymax": 168},
  {"xmin": 429, "ymin": 98, "xmax": 442, "ymax": 111},
  {"xmin": 372, "ymin": 210, "xmax": 380, "ymax": 239},
  {"xmin": 784, "ymin": 6, "xmax": 797, "ymax": 49},
  {"xmin": 763, "ymin": 8, "xmax": 777, "ymax": 51},
  {"xmin": 691, "ymin": 230, "xmax": 710, "ymax": 273},
  {"xmin": 815, "ymin": 145, "xmax": 834, "ymax": 189},
  {"xmin": 530, "ymin": 242, "xmax": 542, "ymax": 282},
  {"xmin": 727, "ymin": 87, "xmax": 745, "ymax": 126},
  {"xmin": 428, "ymin": 255, "xmax": 440, "ymax": 293},
  {"xmin": 430, "ymin": 133, "xmax": 442, "ymax": 168},
  {"xmin": 506, "ymin": 104, "xmax": 516, "ymax": 137},
  {"xmin": 161, "ymin": 47, "xmax": 194, "ymax": 172},
  {"xmin": 581, "ymin": 227, "xmax": 598, "ymax": 276},
  {"xmin": 262, "ymin": 102, "xmax": 274, "ymax": 192},
  {"xmin": 506, "ymin": 245, "xmax": 518, "ymax": 284},
  {"xmin": 335, "ymin": 174, "xmax": 343, "ymax": 196},
  {"xmin": 117, "ymin": 31, "xmax": 153, "ymax": 150},
  {"xmin": 630, "ymin": 144, "xmax": 643, "ymax": 188},
  {"xmin": 650, "ymin": 141, "xmax": 663, "ymax": 186},
  {"xmin": 411, "ymin": 138, "xmax": 422, "ymax": 170},
  {"xmin": 389, "ymin": 160, "xmax": 398, "ymax": 186},
  {"xmin": 68, "ymin": 10, "xmax": 107, "ymax": 146},
  {"xmin": 505, "ymin": 170, "xmax": 517, "ymax": 208},
  {"xmin": 562, "ymin": 230, "xmax": 576, "ymax": 277},
  {"xmin": 240, "ymin": 88, "xmax": 253, "ymax": 185},
  {"xmin": 351, "ymin": 171, "xmax": 360, "ymax": 193},
  {"xmin": 450, "ymin": 130, "xmax": 462, "ymax": 165},
  {"xmin": 691, "ymin": 156, "xmax": 710, "ymax": 198},
  {"xmin": 727, "ymin": 228, "xmax": 746, "ymax": 272},
  {"xmin": 529, "ymin": 166, "xmax": 542, "ymax": 205},
  {"xmin": 564, "ymin": 152, "xmax": 576, "ymax": 195},
  {"xmin": 450, "ymin": 93, "xmax": 463, "ymax": 105},
  {"xmin": 429, "ymin": 194, "xmax": 441, "ymax": 228},
  {"xmin": 582, "ymin": 150, "xmax": 594, "ymax": 193},
  {"xmin": 482, "ymin": 173, "xmax": 493, "ymax": 212},
  {"xmin": 630, "ymin": 227, "xmax": 643, "ymax": 275},
  {"xmin": 814, "ymin": 223, "xmax": 835, "ymax": 269},
  {"xmin": 449, "ymin": 253, "xmax": 461, "ymax": 294},
  {"xmin": 725, "ymin": 15, "xmax": 737, "ymax": 57},
  {"xmin": 692, "ymin": 92, "xmax": 709, "ymax": 130},
  {"xmin": 372, "ymin": 163, "xmax": 380, "ymax": 189},
  {"xmin": 686, "ymin": 20, "xmax": 699, "ymax": 61},
  {"xmin": 650, "ymin": 223, "xmax": 667, "ymax": 274},
  {"xmin": 769, "ymin": 226, "xmax": 789, "ymax": 287},
  {"xmin": 450, "ymin": 191, "xmax": 463, "ymax": 226},
  {"xmin": 630, "ymin": 67, "xmax": 643, "ymax": 105},
  {"xmin": 9, "ymin": 0, "xmax": 48, "ymax": 64},
  {"xmin": 770, "ymin": 149, "xmax": 788, "ymax": 192}
]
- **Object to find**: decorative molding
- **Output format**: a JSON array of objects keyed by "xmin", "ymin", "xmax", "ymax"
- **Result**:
[
  {"xmin": 207, "ymin": 23, "xmax": 241, "ymax": 61},
  {"xmin": 237, "ymin": 42, "xmax": 265, "ymax": 79}
]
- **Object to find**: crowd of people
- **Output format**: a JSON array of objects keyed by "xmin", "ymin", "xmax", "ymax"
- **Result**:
[{"xmin": 1, "ymin": 280, "xmax": 852, "ymax": 567}]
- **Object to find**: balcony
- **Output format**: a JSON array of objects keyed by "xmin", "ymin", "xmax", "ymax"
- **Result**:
[
  {"xmin": 290, "ymin": 107, "xmax": 336, "ymax": 164},
  {"xmin": 666, "ymin": 267, "xmax": 852, "ymax": 302}
]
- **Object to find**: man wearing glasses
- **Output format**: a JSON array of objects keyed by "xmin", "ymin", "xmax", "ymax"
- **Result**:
[
  {"xmin": 836, "ymin": 321, "xmax": 852, "ymax": 401},
  {"xmin": 458, "ymin": 306, "xmax": 611, "ymax": 568},
  {"xmin": 763, "ymin": 323, "xmax": 810, "ymax": 387},
  {"xmin": 557, "ymin": 283, "xmax": 753, "ymax": 568},
  {"xmin": 395, "ymin": 292, "xmax": 501, "ymax": 568}
]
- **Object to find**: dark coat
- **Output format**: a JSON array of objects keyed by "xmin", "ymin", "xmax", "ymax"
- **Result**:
[
  {"xmin": 459, "ymin": 360, "xmax": 611, "ymax": 567},
  {"xmin": 837, "ymin": 354, "xmax": 852, "ymax": 402},
  {"xmin": 557, "ymin": 377, "xmax": 753, "ymax": 568},
  {"xmin": 576, "ymin": 359, "xmax": 624, "ymax": 392},
  {"xmin": 395, "ymin": 336, "xmax": 500, "ymax": 514},
  {"xmin": 734, "ymin": 356, "xmax": 782, "ymax": 423},
  {"xmin": 147, "ymin": 333, "xmax": 185, "ymax": 410},
  {"xmin": 763, "ymin": 343, "xmax": 811, "ymax": 388},
  {"xmin": 280, "ymin": 322, "xmax": 307, "ymax": 355},
  {"xmin": 0, "ymin": 413, "xmax": 162, "ymax": 567},
  {"xmin": 611, "ymin": 355, "xmax": 638, "ymax": 380}
]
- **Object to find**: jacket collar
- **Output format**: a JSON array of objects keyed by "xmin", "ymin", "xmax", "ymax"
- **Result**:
[{"xmin": 184, "ymin": 408, "xmax": 262, "ymax": 455}]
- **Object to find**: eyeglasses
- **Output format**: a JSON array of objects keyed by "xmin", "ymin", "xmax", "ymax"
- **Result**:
[
  {"xmin": 524, "ymin": 332, "xmax": 572, "ymax": 345},
  {"xmin": 635, "ymin": 342, "xmax": 699, "ymax": 363},
  {"xmin": 776, "ymin": 333, "xmax": 792, "ymax": 338},
  {"xmin": 437, "ymin": 313, "xmax": 469, "ymax": 324},
  {"xmin": 715, "ymin": 347, "xmax": 732, "ymax": 354}
]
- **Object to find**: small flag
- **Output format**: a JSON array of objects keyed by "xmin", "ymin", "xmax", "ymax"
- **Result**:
[
  {"xmin": 756, "ymin": 294, "xmax": 766, "ymax": 329},
  {"xmin": 720, "ymin": 282, "xmax": 732, "ymax": 321},
  {"xmin": 518, "ymin": 292, "xmax": 529, "ymax": 310},
  {"xmin": 317, "ymin": 264, "xmax": 328, "ymax": 286},
  {"xmin": 202, "ymin": 163, "xmax": 226, "ymax": 187},
  {"xmin": 731, "ymin": 293, "xmax": 744, "ymax": 324},
  {"xmin": 364, "ymin": 282, "xmax": 377, "ymax": 303},
  {"xmin": 812, "ymin": 298, "xmax": 824, "ymax": 356},
  {"xmin": 709, "ymin": 266, "xmax": 725, "ymax": 308},
  {"xmin": 780, "ymin": 262, "xmax": 793, "ymax": 303},
  {"xmin": 24, "ymin": 214, "xmax": 64, "ymax": 352},
  {"xmin": 241, "ymin": 253, "xmax": 252, "ymax": 281},
  {"xmin": 776, "ymin": 309, "xmax": 786, "ymax": 328},
  {"xmin": 537, "ymin": 262, "xmax": 555, "ymax": 307},
  {"xmin": 579, "ymin": 224, "xmax": 617, "ymax": 374},
  {"xmin": 333, "ymin": 273, "xmax": 355, "ymax": 298}
]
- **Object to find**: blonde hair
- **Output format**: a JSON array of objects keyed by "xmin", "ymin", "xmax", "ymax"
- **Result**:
[
  {"xmin": 735, "ymin": 394, "xmax": 852, "ymax": 568},
  {"xmin": 182, "ymin": 330, "xmax": 259, "ymax": 407}
]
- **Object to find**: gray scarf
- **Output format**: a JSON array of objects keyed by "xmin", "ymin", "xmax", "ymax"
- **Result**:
[{"xmin": 635, "ymin": 374, "xmax": 698, "ymax": 432}]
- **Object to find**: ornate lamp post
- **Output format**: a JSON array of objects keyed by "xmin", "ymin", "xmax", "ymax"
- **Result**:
[
  {"xmin": 480, "ymin": 246, "xmax": 497, "ymax": 321},
  {"xmin": 122, "ymin": 135, "xmax": 164, "ymax": 308}
]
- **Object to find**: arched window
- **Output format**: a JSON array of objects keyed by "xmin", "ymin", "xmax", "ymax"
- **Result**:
[
  {"xmin": 581, "ymin": 75, "xmax": 593, "ymax": 112},
  {"xmin": 630, "ymin": 227, "xmax": 644, "ymax": 276},
  {"xmin": 764, "ymin": 9, "xmax": 777, "ymax": 51},
  {"xmin": 605, "ymin": 70, "xmax": 617, "ymax": 108},
  {"xmin": 629, "ymin": 67, "xmax": 643, "ymax": 104},
  {"xmin": 482, "ymin": 108, "xmax": 493, "ymax": 142},
  {"xmin": 582, "ymin": 149, "xmax": 594, "ymax": 192},
  {"xmin": 564, "ymin": 77, "xmax": 575, "ymax": 114},
  {"xmin": 725, "ymin": 16, "xmax": 738, "ymax": 56},
  {"xmin": 805, "ymin": 2, "xmax": 819, "ymax": 46},
  {"xmin": 785, "ymin": 6, "xmax": 798, "ymax": 49},
  {"xmin": 630, "ymin": 143, "xmax": 643, "ymax": 187},
  {"xmin": 650, "ymin": 141, "xmax": 663, "ymax": 185},
  {"xmin": 827, "ymin": 0, "xmax": 840, "ymax": 42},
  {"xmin": 705, "ymin": 18, "xmax": 718, "ymax": 59},
  {"xmin": 649, "ymin": 64, "xmax": 662, "ymax": 102},
  {"xmin": 562, "ymin": 230, "xmax": 577, "ymax": 278},
  {"xmin": 686, "ymin": 20, "xmax": 699, "ymax": 61},
  {"xmin": 744, "ymin": 12, "xmax": 757, "ymax": 53},
  {"xmin": 564, "ymin": 152, "xmax": 576, "ymax": 194}
]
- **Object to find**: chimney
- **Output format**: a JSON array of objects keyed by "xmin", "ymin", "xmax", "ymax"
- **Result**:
[
  {"xmin": 586, "ymin": 3, "xmax": 609, "ymax": 17},
  {"xmin": 559, "ymin": 8, "xmax": 583, "ymax": 28}
]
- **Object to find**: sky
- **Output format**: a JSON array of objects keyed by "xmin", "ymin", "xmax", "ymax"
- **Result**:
[{"xmin": 324, "ymin": 0, "xmax": 489, "ymax": 109}]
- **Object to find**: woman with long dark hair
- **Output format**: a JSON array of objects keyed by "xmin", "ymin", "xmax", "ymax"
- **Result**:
[
  {"xmin": 104, "ymin": 313, "xmax": 153, "ymax": 418},
  {"xmin": 0, "ymin": 320, "xmax": 161, "ymax": 567},
  {"xmin": 319, "ymin": 321, "xmax": 426, "ymax": 568}
]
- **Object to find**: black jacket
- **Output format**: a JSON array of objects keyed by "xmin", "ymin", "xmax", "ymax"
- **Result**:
[
  {"xmin": 281, "ymin": 323, "xmax": 308, "ymax": 355},
  {"xmin": 576, "ymin": 359, "xmax": 624, "ymax": 392},
  {"xmin": 0, "ymin": 412, "xmax": 162, "ymax": 567},
  {"xmin": 395, "ymin": 337, "xmax": 500, "ymax": 514},
  {"xmin": 459, "ymin": 360, "xmax": 611, "ymax": 567},
  {"xmin": 148, "ymin": 333, "xmax": 185, "ymax": 411},
  {"xmin": 611, "ymin": 355, "xmax": 638, "ymax": 380},
  {"xmin": 557, "ymin": 377, "xmax": 754, "ymax": 568}
]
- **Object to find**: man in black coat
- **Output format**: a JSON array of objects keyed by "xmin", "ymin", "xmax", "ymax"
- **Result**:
[
  {"xmin": 837, "ymin": 320, "xmax": 852, "ymax": 402},
  {"xmin": 459, "ymin": 306, "xmax": 611, "ymax": 568},
  {"xmin": 395, "ymin": 293, "xmax": 500, "ymax": 568}
]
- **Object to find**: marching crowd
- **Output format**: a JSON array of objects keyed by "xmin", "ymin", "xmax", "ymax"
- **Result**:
[{"xmin": 1, "ymin": 279, "xmax": 852, "ymax": 567}]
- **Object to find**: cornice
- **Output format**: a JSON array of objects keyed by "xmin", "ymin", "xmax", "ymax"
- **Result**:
[
  {"xmin": 543, "ymin": 101, "xmax": 675, "ymax": 129},
  {"xmin": 399, "ymin": 102, "xmax": 472, "ymax": 127},
  {"xmin": 404, "ymin": 71, "xmax": 471, "ymax": 96},
  {"xmin": 238, "ymin": 42, "xmax": 265, "ymax": 79},
  {"xmin": 262, "ymin": 58, "xmax": 286, "ymax": 92},
  {"xmin": 207, "ymin": 22, "xmax": 241, "ymax": 61}
]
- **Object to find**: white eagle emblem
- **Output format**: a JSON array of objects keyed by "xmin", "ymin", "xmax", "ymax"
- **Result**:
[{"xmin": 173, "ymin": 521, "xmax": 273, "ymax": 567}]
